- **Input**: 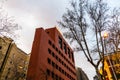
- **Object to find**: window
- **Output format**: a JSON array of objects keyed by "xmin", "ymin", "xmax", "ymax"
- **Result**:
[
  {"xmin": 48, "ymin": 58, "xmax": 51, "ymax": 64},
  {"xmin": 61, "ymin": 61, "xmax": 64, "ymax": 65},
  {"xmin": 55, "ymin": 74, "xmax": 58, "ymax": 80},
  {"xmin": 52, "ymin": 44, "xmax": 55, "ymax": 49},
  {"xmin": 58, "ymin": 50, "xmax": 62, "ymax": 55},
  {"xmin": 56, "ymin": 47, "xmax": 58, "ymax": 52},
  {"xmin": 10, "ymin": 61, "xmax": 13, "ymax": 64},
  {"xmin": 68, "ymin": 48, "xmax": 71, "ymax": 58},
  {"xmin": 52, "ymin": 61, "xmax": 55, "ymax": 67},
  {"xmin": 64, "ymin": 63, "xmax": 66, "ymax": 68},
  {"xmin": 52, "ymin": 72, "xmax": 54, "ymax": 78},
  {"xmin": 62, "ymin": 69, "xmax": 64, "ymax": 74},
  {"xmin": 46, "ymin": 69, "xmax": 50, "ymax": 75},
  {"xmin": 63, "ymin": 43, "xmax": 67, "ymax": 54},
  {"xmin": 55, "ymin": 55, "xmax": 58, "ymax": 60},
  {"xmin": 59, "ymin": 58, "xmax": 61, "ymax": 63},
  {"xmin": 71, "ymin": 52, "xmax": 74, "ymax": 62},
  {"xmin": 48, "ymin": 40, "xmax": 52, "ymax": 45},
  {"xmin": 47, "ymin": 31, "xmax": 50, "ymax": 34},
  {"xmin": 61, "ymin": 53, "xmax": 63, "ymax": 57},
  {"xmin": 56, "ymin": 64, "xmax": 58, "ymax": 70},
  {"xmin": 52, "ymin": 52, "xmax": 55, "ymax": 57},
  {"xmin": 58, "ymin": 37, "xmax": 62, "ymax": 49},
  {"xmin": 66, "ymin": 65, "xmax": 68, "ymax": 69},
  {"xmin": 67, "ymin": 73, "xmax": 69, "ymax": 78},
  {"xmin": 48, "ymin": 48, "xmax": 51, "ymax": 54},
  {"xmin": 65, "ymin": 71, "xmax": 67, "ymax": 76},
  {"xmin": 59, "ymin": 67, "xmax": 61, "ymax": 72},
  {"xmin": 59, "ymin": 77, "xmax": 62, "ymax": 80},
  {"xmin": 0, "ymin": 46, "xmax": 2, "ymax": 49}
]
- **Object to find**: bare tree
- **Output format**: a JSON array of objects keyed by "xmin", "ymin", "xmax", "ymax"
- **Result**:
[
  {"xmin": 58, "ymin": 0, "xmax": 109, "ymax": 80},
  {"xmin": 107, "ymin": 8, "xmax": 120, "ymax": 51},
  {"xmin": 105, "ymin": 8, "xmax": 120, "ymax": 80},
  {"xmin": 0, "ymin": 7, "xmax": 20, "ymax": 38}
]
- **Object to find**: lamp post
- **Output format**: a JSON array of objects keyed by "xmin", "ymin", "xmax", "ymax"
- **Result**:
[
  {"xmin": 102, "ymin": 32, "xmax": 109, "ymax": 80},
  {"xmin": 103, "ymin": 32, "xmax": 117, "ymax": 80}
]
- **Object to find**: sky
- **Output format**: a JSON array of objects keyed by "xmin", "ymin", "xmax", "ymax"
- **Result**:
[{"xmin": 1, "ymin": 0, "xmax": 120, "ymax": 80}]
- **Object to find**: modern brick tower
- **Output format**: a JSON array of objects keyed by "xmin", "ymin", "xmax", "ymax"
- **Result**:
[{"xmin": 27, "ymin": 27, "xmax": 77, "ymax": 80}]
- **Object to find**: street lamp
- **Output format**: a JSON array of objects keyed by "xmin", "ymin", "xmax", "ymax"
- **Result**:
[
  {"xmin": 102, "ymin": 32, "xmax": 109, "ymax": 80},
  {"xmin": 103, "ymin": 32, "xmax": 109, "ymax": 38},
  {"xmin": 103, "ymin": 32, "xmax": 117, "ymax": 80}
]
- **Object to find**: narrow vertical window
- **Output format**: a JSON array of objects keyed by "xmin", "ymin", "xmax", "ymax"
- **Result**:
[
  {"xmin": 71, "ymin": 52, "xmax": 74, "ymax": 62},
  {"xmin": 63, "ymin": 43, "xmax": 67, "ymax": 54},
  {"xmin": 58, "ymin": 36, "xmax": 62, "ymax": 49},
  {"xmin": 0, "ymin": 46, "xmax": 2, "ymax": 49},
  {"xmin": 52, "ymin": 72, "xmax": 54, "ymax": 78},
  {"xmin": 52, "ymin": 61, "xmax": 55, "ymax": 67},
  {"xmin": 48, "ymin": 48, "xmax": 51, "ymax": 54},
  {"xmin": 55, "ymin": 74, "xmax": 58, "ymax": 80},
  {"xmin": 68, "ymin": 48, "xmax": 71, "ymax": 58},
  {"xmin": 48, "ymin": 40, "xmax": 52, "ymax": 45},
  {"xmin": 48, "ymin": 58, "xmax": 51, "ymax": 64},
  {"xmin": 46, "ymin": 69, "xmax": 50, "ymax": 76}
]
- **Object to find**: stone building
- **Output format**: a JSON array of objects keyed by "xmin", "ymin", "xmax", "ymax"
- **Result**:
[
  {"xmin": 99, "ymin": 51, "xmax": 120, "ymax": 80},
  {"xmin": 0, "ymin": 36, "xmax": 30, "ymax": 80},
  {"xmin": 76, "ymin": 67, "xmax": 89, "ymax": 80}
]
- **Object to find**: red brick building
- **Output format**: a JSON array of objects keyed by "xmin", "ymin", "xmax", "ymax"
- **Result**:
[{"xmin": 27, "ymin": 27, "xmax": 77, "ymax": 80}]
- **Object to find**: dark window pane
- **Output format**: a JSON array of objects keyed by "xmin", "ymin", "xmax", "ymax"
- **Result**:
[
  {"xmin": 48, "ymin": 48, "xmax": 51, "ymax": 54},
  {"xmin": 63, "ymin": 43, "xmax": 67, "ymax": 54},
  {"xmin": 48, "ymin": 58, "xmax": 51, "ymax": 64},
  {"xmin": 46, "ymin": 69, "xmax": 50, "ymax": 76},
  {"xmin": 58, "ymin": 37, "xmax": 62, "ymax": 49},
  {"xmin": 68, "ymin": 48, "xmax": 71, "ymax": 58},
  {"xmin": 48, "ymin": 40, "xmax": 52, "ymax": 45}
]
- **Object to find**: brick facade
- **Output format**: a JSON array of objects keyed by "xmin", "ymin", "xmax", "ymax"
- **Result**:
[{"xmin": 27, "ymin": 27, "xmax": 77, "ymax": 80}]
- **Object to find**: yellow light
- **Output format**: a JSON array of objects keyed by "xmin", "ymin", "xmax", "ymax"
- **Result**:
[
  {"xmin": 103, "ymin": 32, "xmax": 108, "ymax": 38},
  {"xmin": 18, "ymin": 66, "xmax": 23, "ymax": 69}
]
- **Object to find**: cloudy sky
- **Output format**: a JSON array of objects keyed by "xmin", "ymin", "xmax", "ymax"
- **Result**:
[{"xmin": 1, "ymin": 0, "xmax": 120, "ymax": 80}]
